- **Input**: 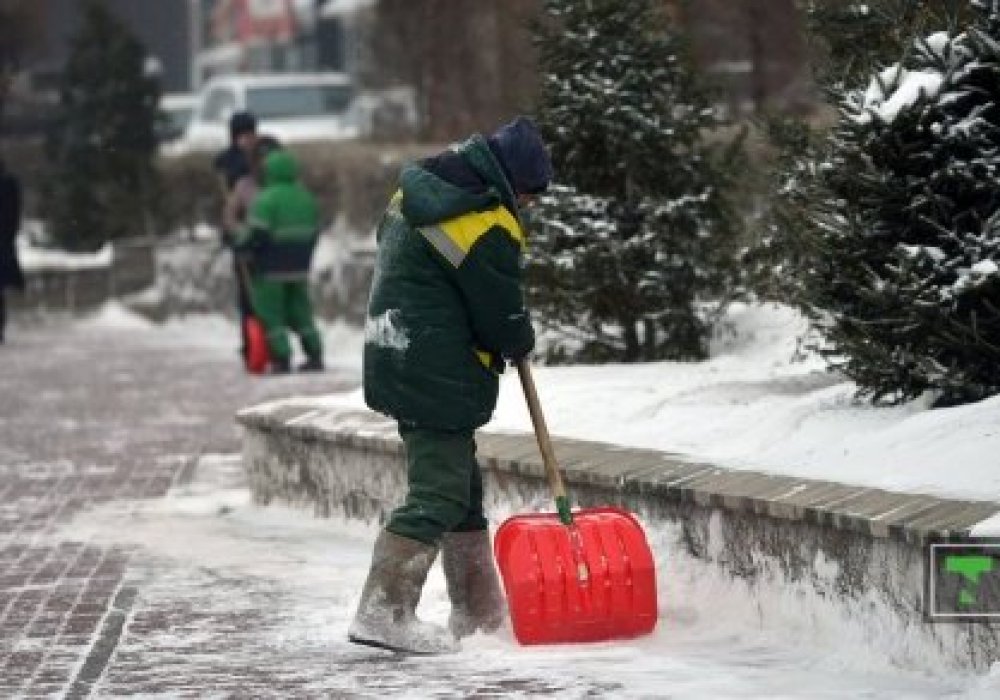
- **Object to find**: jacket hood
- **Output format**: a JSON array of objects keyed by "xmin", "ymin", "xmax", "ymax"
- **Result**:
[
  {"xmin": 263, "ymin": 150, "xmax": 298, "ymax": 185},
  {"xmin": 399, "ymin": 134, "xmax": 517, "ymax": 227},
  {"xmin": 486, "ymin": 116, "xmax": 553, "ymax": 196}
]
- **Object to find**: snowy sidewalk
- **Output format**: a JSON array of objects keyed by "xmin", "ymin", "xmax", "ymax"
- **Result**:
[
  {"xmin": 0, "ymin": 317, "xmax": 356, "ymax": 697},
  {"xmin": 2, "ymin": 315, "xmax": 999, "ymax": 697}
]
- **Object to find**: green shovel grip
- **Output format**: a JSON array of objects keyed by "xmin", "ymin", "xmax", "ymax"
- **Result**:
[{"xmin": 556, "ymin": 495, "xmax": 573, "ymax": 526}]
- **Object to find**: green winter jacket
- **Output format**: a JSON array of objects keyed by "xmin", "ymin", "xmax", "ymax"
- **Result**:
[
  {"xmin": 239, "ymin": 150, "xmax": 319, "ymax": 279},
  {"xmin": 363, "ymin": 135, "xmax": 534, "ymax": 431}
]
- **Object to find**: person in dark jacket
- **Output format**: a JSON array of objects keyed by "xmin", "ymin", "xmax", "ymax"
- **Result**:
[
  {"xmin": 214, "ymin": 110, "xmax": 258, "ymax": 193},
  {"xmin": 348, "ymin": 116, "xmax": 553, "ymax": 654},
  {"xmin": 234, "ymin": 149, "xmax": 323, "ymax": 373},
  {"xmin": 0, "ymin": 159, "xmax": 25, "ymax": 344},
  {"xmin": 214, "ymin": 111, "xmax": 259, "ymax": 362},
  {"xmin": 223, "ymin": 136, "xmax": 282, "ymax": 246}
]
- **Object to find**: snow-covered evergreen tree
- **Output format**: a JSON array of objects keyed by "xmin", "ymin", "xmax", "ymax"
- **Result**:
[
  {"xmin": 46, "ymin": 0, "xmax": 161, "ymax": 252},
  {"xmin": 802, "ymin": 0, "xmax": 971, "ymax": 90},
  {"xmin": 787, "ymin": 1, "xmax": 1000, "ymax": 404},
  {"xmin": 526, "ymin": 0, "xmax": 743, "ymax": 363},
  {"xmin": 747, "ymin": 2, "xmax": 976, "ymax": 301}
]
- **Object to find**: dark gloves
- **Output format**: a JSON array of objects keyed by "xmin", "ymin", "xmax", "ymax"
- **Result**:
[
  {"xmin": 486, "ymin": 352, "xmax": 507, "ymax": 374},
  {"xmin": 504, "ymin": 323, "xmax": 535, "ymax": 364}
]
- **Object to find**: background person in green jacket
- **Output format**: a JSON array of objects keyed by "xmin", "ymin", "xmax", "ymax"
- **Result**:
[
  {"xmin": 236, "ymin": 149, "xmax": 324, "ymax": 374},
  {"xmin": 349, "ymin": 116, "xmax": 553, "ymax": 654}
]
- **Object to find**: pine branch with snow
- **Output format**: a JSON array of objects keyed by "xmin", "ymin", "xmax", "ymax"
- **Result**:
[
  {"xmin": 801, "ymin": 0, "xmax": 974, "ymax": 91},
  {"xmin": 788, "ymin": 7, "xmax": 1000, "ymax": 405},
  {"xmin": 526, "ymin": 0, "xmax": 743, "ymax": 363}
]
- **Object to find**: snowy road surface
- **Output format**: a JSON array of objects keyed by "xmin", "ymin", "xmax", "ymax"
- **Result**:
[{"xmin": 1, "ymin": 314, "xmax": 998, "ymax": 698}]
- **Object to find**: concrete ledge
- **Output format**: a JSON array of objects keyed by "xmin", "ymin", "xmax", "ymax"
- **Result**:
[
  {"xmin": 12, "ymin": 238, "xmax": 155, "ymax": 315},
  {"xmin": 237, "ymin": 400, "xmax": 1000, "ymax": 670}
]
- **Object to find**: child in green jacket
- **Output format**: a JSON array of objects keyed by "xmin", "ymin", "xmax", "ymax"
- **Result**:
[{"xmin": 236, "ymin": 149, "xmax": 324, "ymax": 373}]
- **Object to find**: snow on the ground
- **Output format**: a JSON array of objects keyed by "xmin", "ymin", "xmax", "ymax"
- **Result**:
[
  {"xmin": 312, "ymin": 215, "xmax": 376, "ymax": 270},
  {"xmin": 307, "ymin": 303, "xmax": 1000, "ymax": 509},
  {"xmin": 61, "ymin": 454, "xmax": 1000, "ymax": 698},
  {"xmin": 491, "ymin": 303, "xmax": 1000, "ymax": 505},
  {"xmin": 17, "ymin": 235, "xmax": 114, "ymax": 272},
  {"xmin": 84, "ymin": 300, "xmax": 155, "ymax": 330},
  {"xmin": 80, "ymin": 300, "xmax": 364, "ymax": 371}
]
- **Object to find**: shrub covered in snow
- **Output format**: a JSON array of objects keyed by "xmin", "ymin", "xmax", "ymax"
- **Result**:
[
  {"xmin": 777, "ymin": 3, "xmax": 1000, "ymax": 405},
  {"xmin": 526, "ymin": 0, "xmax": 744, "ymax": 363}
]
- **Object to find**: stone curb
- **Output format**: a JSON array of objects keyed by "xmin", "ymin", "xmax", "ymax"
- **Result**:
[
  {"xmin": 236, "ymin": 402, "xmax": 1000, "ymax": 547},
  {"xmin": 237, "ymin": 399, "xmax": 1000, "ymax": 670}
]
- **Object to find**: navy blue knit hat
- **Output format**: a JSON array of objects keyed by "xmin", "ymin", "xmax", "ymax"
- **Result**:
[
  {"xmin": 229, "ymin": 111, "xmax": 257, "ymax": 141},
  {"xmin": 486, "ymin": 116, "xmax": 553, "ymax": 196}
]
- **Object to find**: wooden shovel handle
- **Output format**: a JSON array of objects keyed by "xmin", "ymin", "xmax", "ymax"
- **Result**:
[
  {"xmin": 516, "ymin": 360, "xmax": 569, "ymax": 505},
  {"xmin": 235, "ymin": 256, "xmax": 253, "ymax": 296},
  {"xmin": 517, "ymin": 361, "xmax": 587, "ymax": 577}
]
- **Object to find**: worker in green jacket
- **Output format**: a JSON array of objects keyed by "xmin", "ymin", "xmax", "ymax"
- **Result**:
[
  {"xmin": 236, "ymin": 149, "xmax": 324, "ymax": 373},
  {"xmin": 349, "ymin": 116, "xmax": 553, "ymax": 654}
]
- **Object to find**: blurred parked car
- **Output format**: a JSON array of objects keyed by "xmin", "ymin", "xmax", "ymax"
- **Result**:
[
  {"xmin": 170, "ymin": 73, "xmax": 361, "ymax": 154},
  {"xmin": 158, "ymin": 92, "xmax": 198, "ymax": 144}
]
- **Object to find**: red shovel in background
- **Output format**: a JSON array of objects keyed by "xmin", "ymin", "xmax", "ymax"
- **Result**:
[
  {"xmin": 243, "ymin": 314, "xmax": 270, "ymax": 375},
  {"xmin": 494, "ymin": 361, "xmax": 658, "ymax": 645},
  {"xmin": 236, "ymin": 258, "xmax": 270, "ymax": 375}
]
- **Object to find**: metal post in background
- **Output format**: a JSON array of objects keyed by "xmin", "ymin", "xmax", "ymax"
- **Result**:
[{"xmin": 189, "ymin": 0, "xmax": 203, "ymax": 90}]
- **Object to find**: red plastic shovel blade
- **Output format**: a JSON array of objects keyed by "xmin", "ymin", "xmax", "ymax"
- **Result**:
[
  {"xmin": 494, "ymin": 506, "xmax": 658, "ymax": 645},
  {"xmin": 244, "ymin": 316, "xmax": 270, "ymax": 375}
]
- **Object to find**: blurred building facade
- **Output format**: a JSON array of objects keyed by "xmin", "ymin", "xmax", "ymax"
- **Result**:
[
  {"xmin": 30, "ymin": 0, "xmax": 193, "ymax": 93},
  {"xmin": 16, "ymin": 0, "xmax": 373, "ymax": 93},
  {"xmin": 194, "ymin": 0, "xmax": 374, "ymax": 86},
  {"xmin": 363, "ymin": 0, "xmax": 539, "ymax": 142},
  {"xmin": 5, "ymin": 0, "xmax": 813, "ymax": 142},
  {"xmin": 3, "ymin": 0, "xmax": 193, "ymax": 137},
  {"xmin": 364, "ymin": 0, "xmax": 813, "ymax": 142},
  {"xmin": 679, "ymin": 0, "xmax": 812, "ymax": 116}
]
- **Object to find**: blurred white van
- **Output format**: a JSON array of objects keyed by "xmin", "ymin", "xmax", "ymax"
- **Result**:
[
  {"xmin": 158, "ymin": 92, "xmax": 198, "ymax": 144},
  {"xmin": 173, "ymin": 73, "xmax": 362, "ymax": 154}
]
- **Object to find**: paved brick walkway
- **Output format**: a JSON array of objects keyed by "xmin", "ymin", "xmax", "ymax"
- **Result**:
[
  {"xmin": 0, "ymin": 321, "xmax": 355, "ymax": 698},
  {"xmin": 0, "ymin": 322, "xmax": 612, "ymax": 699}
]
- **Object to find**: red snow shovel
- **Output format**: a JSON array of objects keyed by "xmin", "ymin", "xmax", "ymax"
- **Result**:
[
  {"xmin": 243, "ymin": 315, "xmax": 270, "ymax": 375},
  {"xmin": 494, "ymin": 361, "xmax": 658, "ymax": 646},
  {"xmin": 236, "ymin": 258, "xmax": 270, "ymax": 375}
]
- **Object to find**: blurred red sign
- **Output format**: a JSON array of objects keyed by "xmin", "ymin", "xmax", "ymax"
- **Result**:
[{"xmin": 213, "ymin": 0, "xmax": 297, "ymax": 44}]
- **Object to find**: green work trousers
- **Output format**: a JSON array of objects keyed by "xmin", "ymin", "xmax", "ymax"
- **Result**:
[
  {"xmin": 387, "ymin": 427, "xmax": 488, "ymax": 545},
  {"xmin": 250, "ymin": 277, "xmax": 322, "ymax": 361}
]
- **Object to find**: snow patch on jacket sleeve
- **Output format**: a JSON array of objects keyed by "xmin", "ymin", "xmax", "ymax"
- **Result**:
[{"xmin": 365, "ymin": 309, "xmax": 410, "ymax": 351}]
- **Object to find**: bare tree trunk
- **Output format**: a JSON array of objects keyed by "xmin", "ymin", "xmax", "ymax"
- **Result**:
[
  {"xmin": 370, "ymin": 0, "xmax": 543, "ymax": 141},
  {"xmin": 744, "ymin": 0, "xmax": 767, "ymax": 112},
  {"xmin": 642, "ymin": 318, "xmax": 658, "ymax": 360},
  {"xmin": 622, "ymin": 317, "xmax": 640, "ymax": 363}
]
